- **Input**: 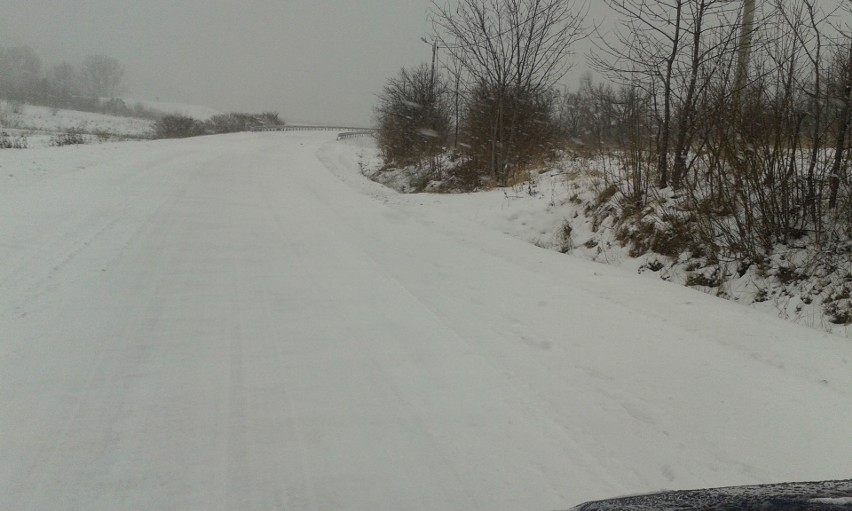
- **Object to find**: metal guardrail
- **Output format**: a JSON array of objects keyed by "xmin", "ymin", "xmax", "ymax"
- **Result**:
[
  {"xmin": 250, "ymin": 125, "xmax": 376, "ymax": 133},
  {"xmin": 249, "ymin": 124, "xmax": 377, "ymax": 142},
  {"xmin": 336, "ymin": 131, "xmax": 377, "ymax": 140}
]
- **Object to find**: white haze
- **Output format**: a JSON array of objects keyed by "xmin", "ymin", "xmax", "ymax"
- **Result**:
[
  {"xmin": 0, "ymin": 1, "xmax": 847, "ymax": 125},
  {"xmin": 0, "ymin": 1, "xmax": 614, "ymax": 125}
]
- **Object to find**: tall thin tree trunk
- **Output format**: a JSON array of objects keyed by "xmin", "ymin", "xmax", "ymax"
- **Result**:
[
  {"xmin": 673, "ymin": 1, "xmax": 707, "ymax": 188},
  {"xmin": 658, "ymin": 1, "xmax": 684, "ymax": 189},
  {"xmin": 829, "ymin": 40, "xmax": 852, "ymax": 210},
  {"xmin": 804, "ymin": 5, "xmax": 823, "ymax": 229}
]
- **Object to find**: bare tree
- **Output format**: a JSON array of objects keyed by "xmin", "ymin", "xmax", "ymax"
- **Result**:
[
  {"xmin": 573, "ymin": 0, "xmax": 852, "ymax": 323},
  {"xmin": 374, "ymin": 64, "xmax": 451, "ymax": 169},
  {"xmin": 827, "ymin": 4, "xmax": 851, "ymax": 210},
  {"xmin": 591, "ymin": 0, "xmax": 686, "ymax": 189},
  {"xmin": 0, "ymin": 46, "xmax": 42, "ymax": 100},
  {"xmin": 591, "ymin": 0, "xmax": 739, "ymax": 189},
  {"xmin": 49, "ymin": 62, "xmax": 80, "ymax": 101},
  {"xmin": 671, "ymin": 0, "xmax": 741, "ymax": 187},
  {"xmin": 80, "ymin": 55, "xmax": 124, "ymax": 98},
  {"xmin": 431, "ymin": 0, "xmax": 588, "ymax": 185}
]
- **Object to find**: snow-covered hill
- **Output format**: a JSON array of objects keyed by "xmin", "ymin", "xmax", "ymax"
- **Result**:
[
  {"xmin": 0, "ymin": 101, "xmax": 154, "ymax": 146},
  {"xmin": 0, "ymin": 99, "xmax": 224, "ymax": 148}
]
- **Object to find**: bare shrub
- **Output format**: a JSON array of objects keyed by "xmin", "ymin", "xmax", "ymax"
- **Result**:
[
  {"xmin": 154, "ymin": 115, "xmax": 207, "ymax": 139},
  {"xmin": 431, "ymin": 0, "xmax": 588, "ymax": 186},
  {"xmin": 375, "ymin": 64, "xmax": 450, "ymax": 170},
  {"xmin": 50, "ymin": 130, "xmax": 87, "ymax": 147},
  {"xmin": 0, "ymin": 131, "xmax": 27, "ymax": 149}
]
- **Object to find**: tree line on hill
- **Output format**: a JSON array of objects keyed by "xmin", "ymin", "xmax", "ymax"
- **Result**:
[
  {"xmin": 0, "ymin": 46, "xmax": 149, "ymax": 118},
  {"xmin": 153, "ymin": 112, "xmax": 284, "ymax": 138},
  {"xmin": 0, "ymin": 45, "xmax": 285, "ymax": 138}
]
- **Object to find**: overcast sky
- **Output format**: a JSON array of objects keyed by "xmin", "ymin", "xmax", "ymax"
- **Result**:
[
  {"xmin": 0, "ymin": 1, "xmax": 612, "ymax": 126},
  {"xmin": 1, "ymin": 1, "xmax": 848, "ymax": 126}
]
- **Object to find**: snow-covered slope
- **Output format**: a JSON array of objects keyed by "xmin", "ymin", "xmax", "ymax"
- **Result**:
[
  {"xmin": 2, "ymin": 132, "xmax": 850, "ymax": 511},
  {"xmin": 0, "ymin": 101, "xmax": 154, "ymax": 140},
  {"xmin": 0, "ymin": 99, "xmax": 223, "ymax": 147},
  {"xmin": 354, "ymin": 141, "xmax": 852, "ymax": 338}
]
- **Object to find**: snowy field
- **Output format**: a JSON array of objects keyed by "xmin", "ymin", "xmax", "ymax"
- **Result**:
[
  {"xmin": 1, "ymin": 132, "xmax": 851, "ymax": 510},
  {"xmin": 0, "ymin": 99, "xmax": 222, "ymax": 148},
  {"xmin": 0, "ymin": 101, "xmax": 154, "ymax": 145}
]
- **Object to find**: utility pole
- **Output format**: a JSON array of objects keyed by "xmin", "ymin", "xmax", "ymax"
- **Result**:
[
  {"xmin": 421, "ymin": 37, "xmax": 439, "ymax": 99},
  {"xmin": 733, "ymin": 0, "xmax": 756, "ymax": 107}
]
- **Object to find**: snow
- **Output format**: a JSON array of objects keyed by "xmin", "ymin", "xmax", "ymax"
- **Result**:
[
  {"xmin": 0, "ymin": 99, "xmax": 223, "ymax": 149},
  {"xmin": 1, "ymin": 101, "xmax": 154, "ymax": 143},
  {"xmin": 2, "ymin": 131, "xmax": 851, "ymax": 511},
  {"xmin": 358, "ymin": 145, "xmax": 852, "ymax": 337}
]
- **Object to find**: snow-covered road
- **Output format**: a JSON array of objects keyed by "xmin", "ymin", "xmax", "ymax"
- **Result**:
[{"xmin": 2, "ymin": 132, "xmax": 850, "ymax": 511}]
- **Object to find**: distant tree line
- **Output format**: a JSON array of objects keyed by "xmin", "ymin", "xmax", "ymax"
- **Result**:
[
  {"xmin": 154, "ymin": 112, "xmax": 284, "ymax": 139},
  {"xmin": 0, "ymin": 46, "xmax": 152, "ymax": 118},
  {"xmin": 0, "ymin": 45, "xmax": 287, "ymax": 136}
]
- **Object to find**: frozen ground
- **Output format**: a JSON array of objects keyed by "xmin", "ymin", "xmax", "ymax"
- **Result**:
[{"xmin": 2, "ymin": 132, "xmax": 851, "ymax": 511}]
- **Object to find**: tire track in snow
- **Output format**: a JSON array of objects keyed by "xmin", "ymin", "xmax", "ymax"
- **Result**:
[{"xmin": 3, "ymin": 178, "xmax": 191, "ymax": 510}]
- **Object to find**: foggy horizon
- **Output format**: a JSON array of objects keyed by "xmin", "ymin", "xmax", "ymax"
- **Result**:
[
  {"xmin": 1, "ymin": 1, "xmax": 848, "ymax": 126},
  {"xmin": 0, "ymin": 1, "xmax": 614, "ymax": 126}
]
